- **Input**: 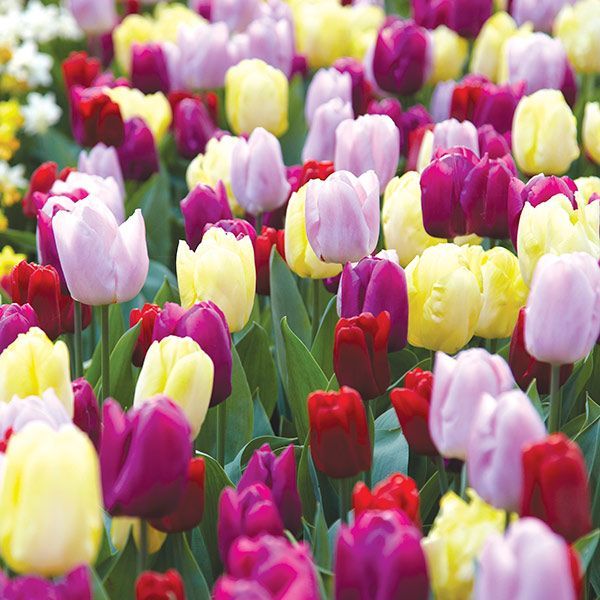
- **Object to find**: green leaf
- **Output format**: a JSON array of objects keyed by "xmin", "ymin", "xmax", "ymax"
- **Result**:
[
  {"xmin": 526, "ymin": 379, "xmax": 545, "ymax": 420},
  {"xmin": 253, "ymin": 392, "xmax": 275, "ymax": 437},
  {"xmin": 142, "ymin": 261, "xmax": 178, "ymax": 304},
  {"xmin": 298, "ymin": 434, "xmax": 318, "ymax": 524},
  {"xmin": 91, "ymin": 568, "xmax": 110, "ymax": 600},
  {"xmin": 108, "ymin": 322, "xmax": 141, "ymax": 408},
  {"xmin": 282, "ymin": 317, "xmax": 328, "ymax": 443},
  {"xmin": 573, "ymin": 529, "xmax": 600, "ymax": 572},
  {"xmin": 102, "ymin": 534, "xmax": 137, "ymax": 600},
  {"xmin": 312, "ymin": 504, "xmax": 331, "ymax": 570},
  {"xmin": 388, "ymin": 348, "xmax": 419, "ymax": 386},
  {"xmin": 32, "ymin": 128, "xmax": 80, "ymax": 169},
  {"xmin": 419, "ymin": 472, "xmax": 441, "ymax": 526},
  {"xmin": 372, "ymin": 408, "xmax": 409, "ymax": 485},
  {"xmin": 311, "ymin": 296, "xmax": 338, "ymax": 378},
  {"xmin": 279, "ymin": 75, "xmax": 308, "ymax": 165},
  {"xmin": 153, "ymin": 276, "xmax": 179, "ymax": 307},
  {"xmin": 0, "ymin": 229, "xmax": 37, "ymax": 255},
  {"xmin": 563, "ymin": 354, "xmax": 594, "ymax": 421}
]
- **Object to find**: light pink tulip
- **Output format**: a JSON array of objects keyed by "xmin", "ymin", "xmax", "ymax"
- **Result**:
[
  {"xmin": 78, "ymin": 144, "xmax": 125, "ymax": 200},
  {"xmin": 432, "ymin": 118, "xmax": 480, "ymax": 156},
  {"xmin": 0, "ymin": 390, "xmax": 71, "ymax": 436},
  {"xmin": 302, "ymin": 98, "xmax": 353, "ymax": 163},
  {"xmin": 212, "ymin": 0, "xmax": 262, "ymax": 32},
  {"xmin": 305, "ymin": 170, "xmax": 380, "ymax": 264},
  {"xmin": 468, "ymin": 390, "xmax": 546, "ymax": 511},
  {"xmin": 525, "ymin": 253, "xmax": 600, "ymax": 365},
  {"xmin": 429, "ymin": 348, "xmax": 514, "ymax": 460},
  {"xmin": 66, "ymin": 0, "xmax": 117, "ymax": 35},
  {"xmin": 430, "ymin": 81, "xmax": 456, "ymax": 123},
  {"xmin": 512, "ymin": 0, "xmax": 576, "ymax": 33},
  {"xmin": 246, "ymin": 16, "xmax": 294, "ymax": 77},
  {"xmin": 53, "ymin": 200, "xmax": 149, "ymax": 306},
  {"xmin": 305, "ymin": 68, "xmax": 353, "ymax": 127},
  {"xmin": 334, "ymin": 114, "xmax": 400, "ymax": 188}
]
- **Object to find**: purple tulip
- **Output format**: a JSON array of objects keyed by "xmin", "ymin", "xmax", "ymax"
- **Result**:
[
  {"xmin": 335, "ymin": 114, "xmax": 400, "ymax": 188},
  {"xmin": 400, "ymin": 104, "xmax": 432, "ymax": 156},
  {"xmin": 334, "ymin": 57, "xmax": 372, "ymax": 116},
  {"xmin": 238, "ymin": 444, "xmax": 302, "ymax": 534},
  {"xmin": 100, "ymin": 398, "xmax": 191, "ymax": 519},
  {"xmin": 302, "ymin": 98, "xmax": 353, "ymax": 163},
  {"xmin": 153, "ymin": 301, "xmax": 233, "ymax": 407},
  {"xmin": 305, "ymin": 68, "xmax": 353, "ymax": 127},
  {"xmin": 78, "ymin": 144, "xmax": 125, "ymax": 199},
  {"xmin": 477, "ymin": 124, "xmax": 511, "ymax": 159},
  {"xmin": 507, "ymin": 174, "xmax": 577, "ymax": 248},
  {"xmin": 189, "ymin": 0, "xmax": 211, "ymax": 19},
  {"xmin": 338, "ymin": 254, "xmax": 408, "ymax": 351},
  {"xmin": 0, "ymin": 304, "xmax": 38, "ymax": 354},
  {"xmin": 117, "ymin": 118, "xmax": 159, "ymax": 182},
  {"xmin": 511, "ymin": 0, "xmax": 576, "ymax": 33},
  {"xmin": 131, "ymin": 43, "xmax": 171, "ymax": 94},
  {"xmin": 335, "ymin": 510, "xmax": 429, "ymax": 600},
  {"xmin": 367, "ymin": 98, "xmax": 403, "ymax": 154},
  {"xmin": 433, "ymin": 118, "xmax": 480, "ymax": 156},
  {"xmin": 371, "ymin": 18, "xmax": 433, "ymax": 96},
  {"xmin": 217, "ymin": 483, "xmax": 284, "ymax": 566},
  {"xmin": 412, "ymin": 0, "xmax": 493, "ymax": 37},
  {"xmin": 173, "ymin": 98, "xmax": 218, "ymax": 159},
  {"xmin": 72, "ymin": 377, "xmax": 101, "ymax": 451},
  {"xmin": 0, "ymin": 565, "xmax": 92, "ymax": 600},
  {"xmin": 246, "ymin": 16, "xmax": 295, "ymax": 77},
  {"xmin": 212, "ymin": 0, "xmax": 262, "ymax": 32},
  {"xmin": 181, "ymin": 181, "xmax": 233, "ymax": 251},
  {"xmin": 213, "ymin": 535, "xmax": 320, "ymax": 600},
  {"xmin": 203, "ymin": 219, "xmax": 257, "ymax": 244}
]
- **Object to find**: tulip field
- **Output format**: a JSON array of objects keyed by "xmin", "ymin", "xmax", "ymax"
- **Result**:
[{"xmin": 1, "ymin": 0, "xmax": 600, "ymax": 598}]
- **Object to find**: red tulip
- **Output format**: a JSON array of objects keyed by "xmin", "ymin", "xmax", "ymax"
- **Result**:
[
  {"xmin": 130, "ymin": 303, "xmax": 161, "ymax": 368},
  {"xmin": 299, "ymin": 159, "xmax": 335, "ymax": 188},
  {"xmin": 62, "ymin": 51, "xmax": 101, "ymax": 91},
  {"xmin": 255, "ymin": 226, "xmax": 285, "ymax": 296},
  {"xmin": 135, "ymin": 570, "xmax": 185, "ymax": 600},
  {"xmin": 22, "ymin": 162, "xmax": 73, "ymax": 218}
]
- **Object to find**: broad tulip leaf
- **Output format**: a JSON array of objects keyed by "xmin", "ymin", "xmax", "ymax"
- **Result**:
[
  {"xmin": 102, "ymin": 534, "xmax": 137, "ymax": 600},
  {"xmin": 372, "ymin": 408, "xmax": 409, "ymax": 485},
  {"xmin": 152, "ymin": 276, "xmax": 179, "ymax": 307},
  {"xmin": 86, "ymin": 304, "xmax": 125, "ymax": 388},
  {"xmin": 108, "ymin": 322, "xmax": 141, "ymax": 409},
  {"xmin": 311, "ymin": 296, "xmax": 338, "ymax": 378}
]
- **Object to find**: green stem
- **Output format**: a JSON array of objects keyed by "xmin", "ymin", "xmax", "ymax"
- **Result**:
[
  {"xmin": 101, "ymin": 305, "xmax": 110, "ymax": 401},
  {"xmin": 73, "ymin": 301, "xmax": 83, "ymax": 379},
  {"xmin": 489, "ymin": 338, "xmax": 498, "ymax": 355},
  {"xmin": 338, "ymin": 478, "xmax": 351, "ymax": 524},
  {"xmin": 436, "ymin": 456, "xmax": 449, "ymax": 496},
  {"xmin": 217, "ymin": 401, "xmax": 227, "ymax": 466},
  {"xmin": 459, "ymin": 463, "xmax": 467, "ymax": 499},
  {"xmin": 254, "ymin": 212, "xmax": 263, "ymax": 237},
  {"xmin": 311, "ymin": 278, "xmax": 321, "ymax": 342},
  {"xmin": 504, "ymin": 510, "xmax": 511, "ymax": 532},
  {"xmin": 548, "ymin": 364, "xmax": 562, "ymax": 433},
  {"xmin": 429, "ymin": 349, "xmax": 435, "ymax": 370},
  {"xmin": 137, "ymin": 519, "xmax": 148, "ymax": 575}
]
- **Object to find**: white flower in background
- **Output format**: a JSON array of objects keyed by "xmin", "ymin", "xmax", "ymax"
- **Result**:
[
  {"xmin": 22, "ymin": 92, "xmax": 62, "ymax": 135},
  {"xmin": 0, "ymin": 13, "xmax": 20, "ymax": 48},
  {"xmin": 0, "ymin": 0, "xmax": 22, "ymax": 12},
  {"xmin": 0, "ymin": 161, "xmax": 27, "ymax": 191},
  {"xmin": 5, "ymin": 41, "xmax": 52, "ymax": 88},
  {"xmin": 21, "ymin": 1, "xmax": 81, "ymax": 44}
]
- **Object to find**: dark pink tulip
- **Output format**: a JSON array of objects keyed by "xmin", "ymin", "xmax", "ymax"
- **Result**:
[
  {"xmin": 333, "ymin": 57, "xmax": 373, "ymax": 116},
  {"xmin": 131, "ymin": 43, "xmax": 170, "ymax": 94},
  {"xmin": 117, "ymin": 118, "xmax": 159, "ymax": 181},
  {"xmin": 477, "ymin": 124, "xmax": 511, "ymax": 159},
  {"xmin": 0, "ymin": 565, "xmax": 92, "ymax": 600},
  {"xmin": 412, "ymin": 0, "xmax": 492, "ymax": 37},
  {"xmin": 173, "ymin": 97, "xmax": 218, "ymax": 159},
  {"xmin": 0, "ymin": 303, "xmax": 38, "ymax": 353},
  {"xmin": 367, "ymin": 98, "xmax": 403, "ymax": 153},
  {"xmin": 72, "ymin": 377, "xmax": 101, "ymax": 451},
  {"xmin": 400, "ymin": 104, "xmax": 432, "ymax": 156},
  {"xmin": 203, "ymin": 219, "xmax": 257, "ymax": 243}
]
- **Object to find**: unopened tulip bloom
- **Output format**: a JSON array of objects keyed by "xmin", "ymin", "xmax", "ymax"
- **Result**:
[
  {"xmin": 238, "ymin": 444, "xmax": 302, "ymax": 534},
  {"xmin": 335, "ymin": 115, "xmax": 399, "ymax": 188},
  {"xmin": 308, "ymin": 387, "xmax": 371, "ymax": 479},
  {"xmin": 254, "ymin": 226, "xmax": 285, "ymax": 295},
  {"xmin": 230, "ymin": 128, "xmax": 290, "ymax": 216},
  {"xmin": 477, "ymin": 124, "xmax": 511, "ymax": 159},
  {"xmin": 225, "ymin": 59, "xmax": 288, "ymax": 137},
  {"xmin": 72, "ymin": 377, "xmax": 101, "ymax": 451},
  {"xmin": 333, "ymin": 57, "xmax": 372, "ymax": 116},
  {"xmin": 203, "ymin": 219, "xmax": 256, "ymax": 244},
  {"xmin": 0, "ymin": 303, "xmax": 37, "ymax": 353},
  {"xmin": 512, "ymin": 0, "xmax": 576, "ymax": 32},
  {"xmin": 136, "ymin": 570, "xmax": 185, "ymax": 600},
  {"xmin": 367, "ymin": 98, "xmax": 403, "ymax": 142},
  {"xmin": 176, "ymin": 228, "xmax": 255, "ymax": 332},
  {"xmin": 0, "ymin": 327, "xmax": 73, "ymax": 415},
  {"xmin": 468, "ymin": 390, "xmax": 546, "ymax": 511},
  {"xmin": 284, "ymin": 185, "xmax": 342, "ymax": 279},
  {"xmin": 117, "ymin": 118, "xmax": 160, "ymax": 182},
  {"xmin": 335, "ymin": 510, "xmax": 429, "ymax": 600},
  {"xmin": 53, "ymin": 200, "xmax": 149, "ymax": 306},
  {"xmin": 521, "ymin": 433, "xmax": 592, "ymax": 542},
  {"xmin": 134, "ymin": 336, "xmax": 214, "ymax": 437},
  {"xmin": 429, "ymin": 26, "xmax": 469, "ymax": 83},
  {"xmin": 131, "ymin": 43, "xmax": 171, "ymax": 94},
  {"xmin": 303, "ymin": 98, "xmax": 354, "ymax": 163},
  {"xmin": 524, "ymin": 253, "xmax": 600, "ymax": 365},
  {"xmin": 391, "ymin": 368, "xmax": 437, "ymax": 456},
  {"xmin": 305, "ymin": 170, "xmax": 380, "ymax": 264},
  {"xmin": 406, "ymin": 243, "xmax": 483, "ymax": 353},
  {"xmin": 575, "ymin": 176, "xmax": 600, "ymax": 202},
  {"xmin": 22, "ymin": 161, "xmax": 71, "ymax": 218},
  {"xmin": 475, "ymin": 518, "xmax": 580, "ymax": 600},
  {"xmin": 0, "ymin": 422, "xmax": 102, "ymax": 576},
  {"xmin": 0, "ymin": 566, "xmax": 92, "ymax": 600},
  {"xmin": 67, "ymin": 0, "xmax": 117, "ymax": 35},
  {"xmin": 512, "ymin": 89, "xmax": 579, "ymax": 175},
  {"xmin": 432, "ymin": 118, "xmax": 480, "ymax": 156},
  {"xmin": 78, "ymin": 144, "xmax": 125, "ymax": 199},
  {"xmin": 422, "ymin": 490, "xmax": 505, "ymax": 600},
  {"xmin": 101, "ymin": 398, "xmax": 192, "ymax": 518},
  {"xmin": 62, "ymin": 51, "xmax": 101, "ymax": 91},
  {"xmin": 110, "ymin": 518, "xmax": 166, "ymax": 554},
  {"xmin": 246, "ymin": 15, "xmax": 295, "ymax": 77},
  {"xmin": 173, "ymin": 97, "xmax": 218, "ymax": 160},
  {"xmin": 583, "ymin": 102, "xmax": 600, "ymax": 165},
  {"xmin": 429, "ymin": 348, "xmax": 514, "ymax": 460},
  {"xmin": 413, "ymin": 0, "xmax": 493, "ymax": 37},
  {"xmin": 305, "ymin": 68, "xmax": 353, "ymax": 127},
  {"xmin": 130, "ymin": 303, "xmax": 161, "ymax": 368}
]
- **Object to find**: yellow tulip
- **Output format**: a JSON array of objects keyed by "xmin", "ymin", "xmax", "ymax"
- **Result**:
[
  {"xmin": 134, "ymin": 336, "xmax": 214, "ymax": 438},
  {"xmin": 111, "ymin": 517, "xmax": 166, "ymax": 554},
  {"xmin": 554, "ymin": 0, "xmax": 600, "ymax": 73},
  {"xmin": 284, "ymin": 184, "xmax": 342, "ymax": 280},
  {"xmin": 112, "ymin": 14, "xmax": 155, "ymax": 72},
  {"xmin": 382, "ymin": 172, "xmax": 445, "ymax": 268},
  {"xmin": 0, "ymin": 245, "xmax": 25, "ymax": 279},
  {"xmin": 475, "ymin": 247, "xmax": 529, "ymax": 339},
  {"xmin": 0, "ymin": 423, "xmax": 102, "ymax": 576},
  {"xmin": 347, "ymin": 5, "xmax": 385, "ymax": 60},
  {"xmin": 406, "ymin": 243, "xmax": 483, "ymax": 354},
  {"xmin": 225, "ymin": 59, "xmax": 288, "ymax": 137},
  {"xmin": 429, "ymin": 26, "xmax": 469, "ymax": 84},
  {"xmin": 517, "ymin": 194, "xmax": 600, "ymax": 285},
  {"xmin": 176, "ymin": 228, "xmax": 256, "ymax": 332},
  {"xmin": 575, "ymin": 176, "xmax": 600, "ymax": 202},
  {"xmin": 153, "ymin": 3, "xmax": 204, "ymax": 42},
  {"xmin": 104, "ymin": 87, "xmax": 172, "ymax": 143},
  {"xmin": 422, "ymin": 490, "xmax": 505, "ymax": 600},
  {"xmin": 583, "ymin": 102, "xmax": 600, "ymax": 165},
  {"xmin": 512, "ymin": 89, "xmax": 579, "ymax": 176},
  {"xmin": 0, "ymin": 328, "xmax": 73, "ymax": 416}
]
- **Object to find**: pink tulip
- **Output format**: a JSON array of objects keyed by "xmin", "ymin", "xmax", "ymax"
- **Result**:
[
  {"xmin": 212, "ymin": 0, "xmax": 262, "ymax": 32},
  {"xmin": 302, "ymin": 98, "xmax": 353, "ymax": 163},
  {"xmin": 511, "ymin": 0, "xmax": 576, "ymax": 33},
  {"xmin": 66, "ymin": 0, "xmax": 117, "ymax": 35},
  {"xmin": 432, "ymin": 118, "xmax": 480, "ymax": 156},
  {"xmin": 78, "ymin": 143, "xmax": 125, "ymax": 200},
  {"xmin": 246, "ymin": 16, "xmax": 294, "ymax": 77},
  {"xmin": 305, "ymin": 68, "xmax": 353, "ymax": 127}
]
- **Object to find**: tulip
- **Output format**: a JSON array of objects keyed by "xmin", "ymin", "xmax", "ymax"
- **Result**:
[
  {"xmin": 333, "ymin": 57, "xmax": 372, "ymax": 116},
  {"xmin": 524, "ymin": 253, "xmax": 600, "ymax": 366},
  {"xmin": 305, "ymin": 170, "xmax": 380, "ymax": 264},
  {"xmin": 78, "ymin": 144, "xmax": 125, "ymax": 200},
  {"xmin": 468, "ymin": 390, "xmax": 546, "ymax": 511},
  {"xmin": 53, "ymin": 200, "xmax": 149, "ymax": 306},
  {"xmin": 0, "ymin": 327, "xmax": 73, "ymax": 415},
  {"xmin": 335, "ymin": 510, "xmax": 429, "ymax": 600},
  {"xmin": 430, "ymin": 79, "xmax": 455, "ymax": 124},
  {"xmin": 477, "ymin": 124, "xmax": 511, "ymax": 159},
  {"xmin": 0, "ymin": 566, "xmax": 92, "ymax": 600},
  {"xmin": 213, "ymin": 535, "xmax": 320, "ymax": 600},
  {"xmin": 352, "ymin": 474, "xmax": 421, "ymax": 527},
  {"xmin": 255, "ymin": 226, "xmax": 285, "ymax": 295},
  {"xmin": 583, "ymin": 102, "xmax": 600, "ymax": 165},
  {"xmin": 302, "ymin": 98, "xmax": 354, "ymax": 163},
  {"xmin": 474, "ymin": 518, "xmax": 580, "ymax": 600},
  {"xmin": 117, "ymin": 117, "xmax": 160, "ymax": 182},
  {"xmin": 521, "ymin": 433, "xmax": 592, "ymax": 542},
  {"xmin": 367, "ymin": 98, "xmax": 403, "ymax": 145},
  {"xmin": 66, "ymin": 0, "xmax": 117, "ymax": 35},
  {"xmin": 100, "ymin": 398, "xmax": 192, "ymax": 518},
  {"xmin": 334, "ymin": 114, "xmax": 400, "ymax": 188},
  {"xmin": 413, "ymin": 0, "xmax": 493, "ymax": 37},
  {"xmin": 422, "ymin": 490, "xmax": 505, "ymax": 600},
  {"xmin": 62, "ymin": 51, "xmax": 101, "ymax": 91},
  {"xmin": 305, "ymin": 68, "xmax": 353, "ymax": 127},
  {"xmin": 134, "ymin": 336, "xmax": 214, "ymax": 437},
  {"xmin": 72, "ymin": 378, "xmax": 101, "ymax": 451},
  {"xmin": 0, "ymin": 303, "xmax": 37, "ymax": 354},
  {"xmin": 135, "ymin": 570, "xmax": 185, "ymax": 600},
  {"xmin": 391, "ymin": 368, "xmax": 437, "ymax": 456},
  {"xmin": 230, "ymin": 128, "xmax": 290, "ymax": 216},
  {"xmin": 511, "ymin": 0, "xmax": 576, "ymax": 32},
  {"xmin": 246, "ymin": 15, "xmax": 295, "ymax": 77},
  {"xmin": 173, "ymin": 97, "xmax": 218, "ymax": 160},
  {"xmin": 432, "ymin": 118, "xmax": 480, "ymax": 156},
  {"xmin": 225, "ymin": 59, "xmax": 288, "ymax": 137},
  {"xmin": 238, "ymin": 444, "xmax": 302, "ymax": 534},
  {"xmin": 110, "ymin": 518, "xmax": 166, "ymax": 554},
  {"xmin": 429, "ymin": 26, "xmax": 469, "ymax": 83},
  {"xmin": 130, "ymin": 303, "xmax": 161, "ymax": 368},
  {"xmin": 218, "ymin": 484, "xmax": 285, "ymax": 565},
  {"xmin": 22, "ymin": 162, "xmax": 71, "ymax": 219},
  {"xmin": 204, "ymin": 219, "xmax": 256, "ymax": 243},
  {"xmin": 176, "ymin": 228, "xmax": 255, "ymax": 332},
  {"xmin": 429, "ymin": 348, "xmax": 514, "ymax": 460},
  {"xmin": 308, "ymin": 386, "xmax": 371, "ymax": 479},
  {"xmin": 0, "ymin": 422, "xmax": 102, "ymax": 576},
  {"xmin": 400, "ymin": 104, "xmax": 433, "ymax": 156},
  {"xmin": 131, "ymin": 43, "xmax": 170, "ymax": 94},
  {"xmin": 152, "ymin": 301, "xmax": 232, "ymax": 408},
  {"xmin": 211, "ymin": 0, "xmax": 261, "ymax": 31},
  {"xmin": 512, "ymin": 89, "xmax": 579, "ymax": 175},
  {"xmin": 575, "ymin": 176, "xmax": 600, "ymax": 202}
]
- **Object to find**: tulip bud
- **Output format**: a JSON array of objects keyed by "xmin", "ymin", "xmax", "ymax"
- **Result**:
[
  {"xmin": 72, "ymin": 377, "xmax": 101, "ymax": 452},
  {"xmin": 78, "ymin": 144, "xmax": 125, "ymax": 200},
  {"xmin": 400, "ymin": 104, "xmax": 432, "ymax": 156},
  {"xmin": 429, "ymin": 348, "xmax": 514, "ymax": 460},
  {"xmin": 335, "ymin": 510, "xmax": 429, "ymax": 600},
  {"xmin": 203, "ymin": 219, "xmax": 256, "ymax": 244},
  {"xmin": 413, "ymin": 0, "xmax": 493, "ymax": 37},
  {"xmin": 255, "ymin": 226, "xmax": 285, "ymax": 295},
  {"xmin": 367, "ymin": 98, "xmax": 403, "ymax": 151},
  {"xmin": 238, "ymin": 444, "xmax": 302, "ymax": 534},
  {"xmin": 135, "ymin": 570, "xmax": 185, "ymax": 600},
  {"xmin": 391, "ymin": 368, "xmax": 438, "ymax": 456},
  {"xmin": 117, "ymin": 117, "xmax": 160, "ymax": 181},
  {"xmin": 521, "ymin": 433, "xmax": 592, "ymax": 542},
  {"xmin": 511, "ymin": 0, "xmax": 574, "ymax": 32},
  {"xmin": 110, "ymin": 518, "xmax": 166, "ymax": 555},
  {"xmin": 131, "ymin": 43, "xmax": 170, "ymax": 94},
  {"xmin": 429, "ymin": 25, "xmax": 469, "ymax": 83},
  {"xmin": 299, "ymin": 160, "xmax": 336, "ymax": 188},
  {"xmin": 333, "ymin": 57, "xmax": 372, "ymax": 116},
  {"xmin": 246, "ymin": 15, "xmax": 295, "ymax": 77},
  {"xmin": 0, "ymin": 566, "xmax": 92, "ymax": 599},
  {"xmin": 66, "ymin": 0, "xmax": 117, "ymax": 35},
  {"xmin": 477, "ymin": 124, "xmax": 511, "ymax": 159},
  {"xmin": 100, "ymin": 398, "xmax": 192, "ymax": 519},
  {"xmin": 308, "ymin": 386, "xmax": 371, "ymax": 479},
  {"xmin": 0, "ymin": 422, "xmax": 102, "ymax": 576},
  {"xmin": 130, "ymin": 303, "xmax": 161, "ymax": 368},
  {"xmin": 173, "ymin": 98, "xmax": 218, "ymax": 160},
  {"xmin": 0, "ymin": 303, "xmax": 38, "ymax": 354},
  {"xmin": 62, "ymin": 51, "xmax": 101, "ymax": 91},
  {"xmin": 583, "ymin": 101, "xmax": 600, "ymax": 165},
  {"xmin": 305, "ymin": 68, "xmax": 353, "ymax": 127},
  {"xmin": 22, "ymin": 162, "xmax": 70, "ymax": 218}
]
